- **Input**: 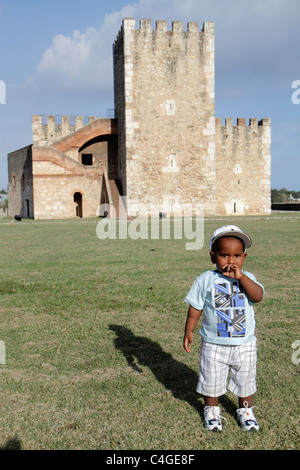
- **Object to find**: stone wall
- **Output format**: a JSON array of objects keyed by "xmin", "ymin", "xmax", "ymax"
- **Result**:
[
  {"xmin": 7, "ymin": 145, "xmax": 33, "ymax": 218},
  {"xmin": 32, "ymin": 115, "xmax": 98, "ymax": 147},
  {"xmin": 271, "ymin": 203, "xmax": 300, "ymax": 211},
  {"xmin": 32, "ymin": 173, "xmax": 103, "ymax": 219},
  {"xmin": 31, "ymin": 146, "xmax": 107, "ymax": 219},
  {"xmin": 215, "ymin": 118, "xmax": 271, "ymax": 215},
  {"xmin": 78, "ymin": 135, "xmax": 118, "ymax": 179},
  {"xmin": 8, "ymin": 116, "xmax": 118, "ymax": 220}
]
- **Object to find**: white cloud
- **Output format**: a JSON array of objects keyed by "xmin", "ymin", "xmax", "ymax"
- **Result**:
[
  {"xmin": 26, "ymin": 0, "xmax": 300, "ymax": 97},
  {"xmin": 28, "ymin": 27, "xmax": 111, "ymax": 93},
  {"xmin": 27, "ymin": 3, "xmax": 139, "ymax": 93}
]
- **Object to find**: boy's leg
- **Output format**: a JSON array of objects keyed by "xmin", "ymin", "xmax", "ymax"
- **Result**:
[
  {"xmin": 227, "ymin": 339, "xmax": 259, "ymax": 431},
  {"xmin": 203, "ymin": 397, "xmax": 228, "ymax": 432},
  {"xmin": 197, "ymin": 342, "xmax": 230, "ymax": 432},
  {"xmin": 197, "ymin": 341, "xmax": 230, "ymax": 398},
  {"xmin": 238, "ymin": 394, "xmax": 254, "ymax": 408},
  {"xmin": 204, "ymin": 396, "xmax": 219, "ymax": 406},
  {"xmin": 228, "ymin": 338, "xmax": 257, "ymax": 399},
  {"xmin": 236, "ymin": 394, "xmax": 259, "ymax": 431}
]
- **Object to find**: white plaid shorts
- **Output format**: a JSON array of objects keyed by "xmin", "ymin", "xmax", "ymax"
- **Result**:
[{"xmin": 196, "ymin": 337, "xmax": 257, "ymax": 398}]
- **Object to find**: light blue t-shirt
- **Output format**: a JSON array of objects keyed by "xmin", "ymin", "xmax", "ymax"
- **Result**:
[{"xmin": 184, "ymin": 270, "xmax": 264, "ymax": 346}]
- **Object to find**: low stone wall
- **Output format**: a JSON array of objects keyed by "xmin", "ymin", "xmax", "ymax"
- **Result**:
[{"xmin": 272, "ymin": 203, "xmax": 300, "ymax": 211}]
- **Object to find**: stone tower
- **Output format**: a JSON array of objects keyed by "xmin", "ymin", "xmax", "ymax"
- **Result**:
[{"xmin": 113, "ymin": 18, "xmax": 216, "ymax": 216}]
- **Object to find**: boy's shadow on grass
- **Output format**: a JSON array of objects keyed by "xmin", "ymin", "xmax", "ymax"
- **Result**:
[
  {"xmin": 0, "ymin": 436, "xmax": 22, "ymax": 450},
  {"xmin": 109, "ymin": 324, "xmax": 236, "ymax": 418}
]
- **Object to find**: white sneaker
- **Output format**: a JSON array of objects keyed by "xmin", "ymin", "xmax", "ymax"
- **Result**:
[
  {"xmin": 203, "ymin": 406, "xmax": 227, "ymax": 432},
  {"xmin": 236, "ymin": 401, "xmax": 259, "ymax": 431}
]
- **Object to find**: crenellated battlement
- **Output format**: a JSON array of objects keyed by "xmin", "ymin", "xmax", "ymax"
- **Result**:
[
  {"xmin": 215, "ymin": 117, "xmax": 271, "ymax": 127},
  {"xmin": 113, "ymin": 18, "xmax": 214, "ymax": 54},
  {"xmin": 32, "ymin": 114, "xmax": 98, "ymax": 146},
  {"xmin": 114, "ymin": 17, "xmax": 214, "ymax": 35}
]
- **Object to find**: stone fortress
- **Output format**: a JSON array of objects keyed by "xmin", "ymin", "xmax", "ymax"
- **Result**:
[{"xmin": 7, "ymin": 18, "xmax": 271, "ymax": 219}]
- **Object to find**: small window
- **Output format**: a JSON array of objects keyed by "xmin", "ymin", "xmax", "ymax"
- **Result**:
[
  {"xmin": 81, "ymin": 154, "xmax": 93, "ymax": 166},
  {"xmin": 170, "ymin": 154, "xmax": 176, "ymax": 168},
  {"xmin": 12, "ymin": 174, "xmax": 16, "ymax": 187}
]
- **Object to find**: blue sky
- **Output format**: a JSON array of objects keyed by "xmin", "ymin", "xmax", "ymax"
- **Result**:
[{"xmin": 0, "ymin": 0, "xmax": 299, "ymax": 191}]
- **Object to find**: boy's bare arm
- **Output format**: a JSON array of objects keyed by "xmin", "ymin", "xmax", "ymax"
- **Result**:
[
  {"xmin": 183, "ymin": 306, "xmax": 202, "ymax": 352},
  {"xmin": 238, "ymin": 273, "xmax": 264, "ymax": 303},
  {"xmin": 223, "ymin": 264, "xmax": 263, "ymax": 303}
]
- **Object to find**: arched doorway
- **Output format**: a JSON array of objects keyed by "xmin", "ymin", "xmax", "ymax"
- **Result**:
[{"xmin": 74, "ymin": 192, "xmax": 83, "ymax": 218}]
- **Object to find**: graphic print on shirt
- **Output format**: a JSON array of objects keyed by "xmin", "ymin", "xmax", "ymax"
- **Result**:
[{"xmin": 214, "ymin": 280, "xmax": 246, "ymax": 337}]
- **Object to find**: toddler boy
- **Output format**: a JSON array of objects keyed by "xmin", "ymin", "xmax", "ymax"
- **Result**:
[{"xmin": 183, "ymin": 225, "xmax": 264, "ymax": 432}]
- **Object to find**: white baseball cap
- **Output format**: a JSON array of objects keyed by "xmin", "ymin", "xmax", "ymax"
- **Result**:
[{"xmin": 209, "ymin": 225, "xmax": 252, "ymax": 251}]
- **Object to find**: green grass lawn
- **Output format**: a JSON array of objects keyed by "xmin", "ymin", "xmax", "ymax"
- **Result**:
[{"xmin": 0, "ymin": 214, "xmax": 299, "ymax": 450}]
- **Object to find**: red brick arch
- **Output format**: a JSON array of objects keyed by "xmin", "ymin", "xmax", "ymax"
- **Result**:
[{"xmin": 52, "ymin": 118, "xmax": 118, "ymax": 154}]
